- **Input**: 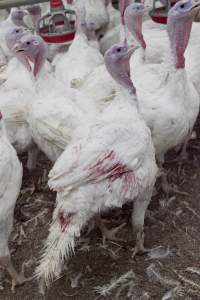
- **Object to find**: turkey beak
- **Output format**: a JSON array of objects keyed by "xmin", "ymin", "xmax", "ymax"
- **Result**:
[
  {"xmin": 12, "ymin": 43, "xmax": 24, "ymax": 53},
  {"xmin": 126, "ymin": 45, "xmax": 139, "ymax": 58},
  {"xmin": 23, "ymin": 10, "xmax": 29, "ymax": 16},
  {"xmin": 191, "ymin": 0, "xmax": 200, "ymax": 14}
]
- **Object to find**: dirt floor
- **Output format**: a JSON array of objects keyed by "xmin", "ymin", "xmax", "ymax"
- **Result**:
[{"xmin": 0, "ymin": 119, "xmax": 200, "ymax": 300}]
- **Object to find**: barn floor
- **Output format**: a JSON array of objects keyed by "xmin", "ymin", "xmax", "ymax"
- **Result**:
[{"xmin": 1, "ymin": 121, "xmax": 200, "ymax": 300}]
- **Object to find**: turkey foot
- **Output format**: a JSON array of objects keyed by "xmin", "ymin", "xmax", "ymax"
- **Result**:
[
  {"xmin": 0, "ymin": 256, "xmax": 33, "ymax": 293},
  {"xmin": 160, "ymin": 172, "xmax": 186, "ymax": 198},
  {"xmin": 132, "ymin": 229, "xmax": 150, "ymax": 258},
  {"xmin": 96, "ymin": 217, "xmax": 126, "ymax": 244}
]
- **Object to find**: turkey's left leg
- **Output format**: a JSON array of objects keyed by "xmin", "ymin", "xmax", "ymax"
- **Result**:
[
  {"xmin": 0, "ymin": 255, "xmax": 27, "ymax": 292},
  {"xmin": 27, "ymin": 145, "xmax": 39, "ymax": 171},
  {"xmin": 132, "ymin": 188, "xmax": 153, "ymax": 257},
  {"xmin": 0, "ymin": 216, "xmax": 31, "ymax": 292},
  {"xmin": 96, "ymin": 215, "xmax": 126, "ymax": 244}
]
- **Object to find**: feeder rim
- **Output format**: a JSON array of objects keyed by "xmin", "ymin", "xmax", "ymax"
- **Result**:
[
  {"xmin": 149, "ymin": 9, "xmax": 169, "ymax": 17},
  {"xmin": 0, "ymin": 0, "xmax": 48, "ymax": 9}
]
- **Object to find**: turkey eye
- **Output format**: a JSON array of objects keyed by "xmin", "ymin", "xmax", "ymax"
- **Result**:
[
  {"xmin": 180, "ymin": 4, "xmax": 185, "ymax": 8},
  {"xmin": 16, "ymin": 30, "xmax": 19, "ymax": 33},
  {"xmin": 26, "ymin": 41, "xmax": 31, "ymax": 45},
  {"xmin": 117, "ymin": 48, "xmax": 121, "ymax": 52}
]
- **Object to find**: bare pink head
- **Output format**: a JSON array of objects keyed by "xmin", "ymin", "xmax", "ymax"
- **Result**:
[
  {"xmin": 11, "ymin": 8, "xmax": 28, "ymax": 28},
  {"xmin": 5, "ymin": 27, "xmax": 29, "ymax": 51},
  {"xmin": 26, "ymin": 5, "xmax": 42, "ymax": 30},
  {"xmin": 124, "ymin": 2, "xmax": 146, "ymax": 50},
  {"xmin": 105, "ymin": 44, "xmax": 137, "ymax": 94},
  {"xmin": 167, "ymin": 0, "xmax": 200, "ymax": 68},
  {"xmin": 13, "ymin": 34, "xmax": 48, "ymax": 77}
]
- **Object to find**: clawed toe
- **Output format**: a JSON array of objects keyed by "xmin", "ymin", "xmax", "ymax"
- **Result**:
[
  {"xmin": 102, "ymin": 223, "xmax": 126, "ymax": 244},
  {"xmin": 132, "ymin": 230, "xmax": 150, "ymax": 259},
  {"xmin": 5, "ymin": 260, "xmax": 33, "ymax": 293},
  {"xmin": 96, "ymin": 217, "xmax": 126, "ymax": 244}
]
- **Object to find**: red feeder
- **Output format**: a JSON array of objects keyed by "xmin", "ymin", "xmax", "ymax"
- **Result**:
[
  {"xmin": 38, "ymin": 0, "xmax": 76, "ymax": 44},
  {"xmin": 149, "ymin": 0, "xmax": 178, "ymax": 24}
]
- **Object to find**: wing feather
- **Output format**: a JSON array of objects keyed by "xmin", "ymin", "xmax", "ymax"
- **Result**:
[{"xmin": 49, "ymin": 121, "xmax": 151, "ymax": 193}]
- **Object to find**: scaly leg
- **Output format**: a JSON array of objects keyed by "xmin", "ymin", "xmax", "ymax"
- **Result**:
[
  {"xmin": 0, "ymin": 256, "xmax": 32, "ymax": 293},
  {"xmin": 96, "ymin": 216, "xmax": 126, "ymax": 244},
  {"xmin": 132, "ymin": 188, "xmax": 153, "ymax": 257},
  {"xmin": 157, "ymin": 153, "xmax": 184, "ymax": 196},
  {"xmin": 168, "ymin": 130, "xmax": 194, "ymax": 164},
  {"xmin": 157, "ymin": 153, "xmax": 169, "ymax": 196},
  {"xmin": 27, "ymin": 145, "xmax": 39, "ymax": 171},
  {"xmin": 177, "ymin": 130, "xmax": 192, "ymax": 161}
]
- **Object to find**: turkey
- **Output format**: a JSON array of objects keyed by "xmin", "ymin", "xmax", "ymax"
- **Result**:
[
  {"xmin": 83, "ymin": 0, "xmax": 109, "ymax": 30},
  {"xmin": 12, "ymin": 33, "xmax": 96, "ymax": 163},
  {"xmin": 53, "ymin": 7, "xmax": 103, "ymax": 88},
  {"xmin": 23, "ymin": 5, "xmax": 42, "ymax": 32},
  {"xmin": 3, "ymin": 27, "xmax": 31, "ymax": 76},
  {"xmin": 86, "ymin": 21, "xmax": 100, "ymax": 49},
  {"xmin": 127, "ymin": 0, "xmax": 200, "ymax": 191},
  {"xmin": 35, "ymin": 43, "xmax": 157, "ymax": 287},
  {"xmin": 64, "ymin": 0, "xmax": 109, "ymax": 29},
  {"xmin": 99, "ymin": 0, "xmax": 121, "ymax": 54},
  {"xmin": 124, "ymin": 2, "xmax": 169, "ymax": 65},
  {"xmin": 0, "ymin": 112, "xmax": 26, "ymax": 292},
  {"xmin": 0, "ymin": 8, "xmax": 29, "ymax": 62},
  {"xmin": 10, "ymin": 8, "xmax": 28, "ymax": 28},
  {"xmin": 12, "ymin": 33, "xmax": 115, "ymax": 164},
  {"xmin": 0, "ymin": 32, "xmax": 48, "ymax": 171}
]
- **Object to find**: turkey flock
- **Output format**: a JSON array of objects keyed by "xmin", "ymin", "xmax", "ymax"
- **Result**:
[{"xmin": 0, "ymin": 0, "xmax": 199, "ymax": 294}]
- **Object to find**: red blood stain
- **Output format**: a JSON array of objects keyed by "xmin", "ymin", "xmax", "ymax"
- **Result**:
[
  {"xmin": 88, "ymin": 151, "xmax": 115, "ymax": 170},
  {"xmin": 58, "ymin": 210, "xmax": 75, "ymax": 232},
  {"xmin": 87, "ymin": 151, "xmax": 130, "ymax": 180},
  {"xmin": 86, "ymin": 150, "xmax": 140, "ymax": 197}
]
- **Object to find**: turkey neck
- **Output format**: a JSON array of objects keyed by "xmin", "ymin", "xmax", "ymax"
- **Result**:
[
  {"xmin": 104, "ymin": 49, "xmax": 139, "ymax": 111},
  {"xmin": 168, "ymin": 12, "xmax": 194, "ymax": 69},
  {"xmin": 87, "ymin": 26, "xmax": 97, "ymax": 41},
  {"xmin": 119, "ymin": 0, "xmax": 132, "ymax": 24},
  {"xmin": 124, "ymin": 7, "xmax": 146, "ymax": 50},
  {"xmin": 105, "ymin": 55, "xmax": 136, "ymax": 97}
]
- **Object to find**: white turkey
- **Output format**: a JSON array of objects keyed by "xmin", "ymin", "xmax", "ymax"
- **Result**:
[
  {"xmin": 86, "ymin": 21, "xmax": 100, "ymax": 49},
  {"xmin": 127, "ymin": 0, "xmax": 200, "ymax": 191},
  {"xmin": 0, "ymin": 111, "xmax": 26, "ymax": 292},
  {"xmin": 23, "ymin": 5, "xmax": 42, "ymax": 32},
  {"xmin": 35, "ymin": 43, "xmax": 157, "ymax": 287},
  {"xmin": 12, "ymin": 33, "xmax": 96, "ymax": 163},
  {"xmin": 124, "ymin": 3, "xmax": 169, "ymax": 65},
  {"xmin": 53, "ymin": 7, "xmax": 103, "ymax": 88},
  {"xmin": 82, "ymin": 0, "xmax": 109, "ymax": 30},
  {"xmin": 0, "ymin": 8, "xmax": 29, "ymax": 62},
  {"xmin": 99, "ymin": 0, "xmax": 121, "ymax": 54},
  {"xmin": 0, "ymin": 32, "xmax": 48, "ymax": 170}
]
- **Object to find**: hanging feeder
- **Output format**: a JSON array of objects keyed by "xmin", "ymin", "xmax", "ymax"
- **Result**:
[
  {"xmin": 38, "ymin": 0, "xmax": 76, "ymax": 44},
  {"xmin": 149, "ymin": 0, "xmax": 178, "ymax": 24},
  {"xmin": 0, "ymin": 0, "xmax": 48, "ymax": 9}
]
